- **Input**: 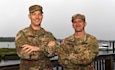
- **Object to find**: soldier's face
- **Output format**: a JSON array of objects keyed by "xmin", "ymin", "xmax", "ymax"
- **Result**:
[
  {"xmin": 29, "ymin": 10, "xmax": 43, "ymax": 26},
  {"xmin": 72, "ymin": 18, "xmax": 86, "ymax": 32}
]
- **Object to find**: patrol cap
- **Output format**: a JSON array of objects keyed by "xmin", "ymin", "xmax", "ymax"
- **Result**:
[
  {"xmin": 71, "ymin": 13, "xmax": 85, "ymax": 22},
  {"xmin": 29, "ymin": 5, "xmax": 43, "ymax": 13}
]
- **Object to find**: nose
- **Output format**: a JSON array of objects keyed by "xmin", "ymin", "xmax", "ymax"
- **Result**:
[{"xmin": 35, "ymin": 15, "xmax": 39, "ymax": 18}]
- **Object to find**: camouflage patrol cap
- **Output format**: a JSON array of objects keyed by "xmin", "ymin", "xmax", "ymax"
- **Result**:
[
  {"xmin": 29, "ymin": 5, "xmax": 43, "ymax": 13},
  {"xmin": 71, "ymin": 13, "xmax": 85, "ymax": 22}
]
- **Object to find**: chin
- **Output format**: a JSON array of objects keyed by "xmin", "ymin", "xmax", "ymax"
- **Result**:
[{"xmin": 75, "ymin": 30, "xmax": 82, "ymax": 32}]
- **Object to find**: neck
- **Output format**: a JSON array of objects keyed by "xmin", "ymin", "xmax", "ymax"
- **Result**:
[
  {"xmin": 30, "ymin": 24, "xmax": 41, "ymax": 30},
  {"xmin": 74, "ymin": 31, "xmax": 85, "ymax": 38}
]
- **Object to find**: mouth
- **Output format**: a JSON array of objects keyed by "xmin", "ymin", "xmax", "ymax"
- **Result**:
[{"xmin": 35, "ymin": 19, "xmax": 39, "ymax": 22}]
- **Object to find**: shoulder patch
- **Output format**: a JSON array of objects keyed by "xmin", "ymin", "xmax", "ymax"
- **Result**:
[{"xmin": 15, "ymin": 34, "xmax": 21, "ymax": 41}]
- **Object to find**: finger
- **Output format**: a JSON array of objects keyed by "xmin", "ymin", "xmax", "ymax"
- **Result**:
[
  {"xmin": 48, "ymin": 41, "xmax": 55, "ymax": 46},
  {"xmin": 24, "ymin": 48, "xmax": 31, "ymax": 53},
  {"xmin": 22, "ymin": 46, "xmax": 29, "ymax": 51},
  {"xmin": 27, "ymin": 50, "xmax": 33, "ymax": 54}
]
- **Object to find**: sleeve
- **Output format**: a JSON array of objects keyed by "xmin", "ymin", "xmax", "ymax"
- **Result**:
[
  {"xmin": 70, "ymin": 37, "xmax": 99, "ymax": 66},
  {"xmin": 15, "ymin": 30, "xmax": 30, "ymax": 59},
  {"xmin": 41, "ymin": 32, "xmax": 59, "ymax": 57},
  {"xmin": 58, "ymin": 40, "xmax": 73, "ymax": 66}
]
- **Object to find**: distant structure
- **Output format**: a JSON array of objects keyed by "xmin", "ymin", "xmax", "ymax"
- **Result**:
[
  {"xmin": 0, "ymin": 37, "xmax": 15, "ymax": 42},
  {"xmin": 0, "ymin": 37, "xmax": 115, "ymax": 43}
]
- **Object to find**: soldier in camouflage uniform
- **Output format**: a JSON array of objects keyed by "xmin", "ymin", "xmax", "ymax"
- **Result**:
[
  {"xmin": 58, "ymin": 13, "xmax": 99, "ymax": 70},
  {"xmin": 15, "ymin": 5, "xmax": 59, "ymax": 70}
]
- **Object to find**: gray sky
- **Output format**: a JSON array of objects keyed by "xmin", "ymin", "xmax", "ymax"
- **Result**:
[{"xmin": 0, "ymin": 0, "xmax": 115, "ymax": 40}]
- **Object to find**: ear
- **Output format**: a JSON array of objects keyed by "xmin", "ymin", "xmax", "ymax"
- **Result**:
[
  {"xmin": 28, "ymin": 14, "xmax": 31, "ymax": 19},
  {"xmin": 41, "ymin": 14, "xmax": 43, "ymax": 18},
  {"xmin": 72, "ymin": 23, "xmax": 74, "ymax": 28},
  {"xmin": 84, "ymin": 22, "xmax": 87, "ymax": 26}
]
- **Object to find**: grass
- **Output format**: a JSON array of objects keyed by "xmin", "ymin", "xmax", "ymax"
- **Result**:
[{"xmin": 0, "ymin": 48, "xmax": 16, "ymax": 58}]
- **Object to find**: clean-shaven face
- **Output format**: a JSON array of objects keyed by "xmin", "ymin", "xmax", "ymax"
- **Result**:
[
  {"xmin": 72, "ymin": 18, "xmax": 86, "ymax": 32},
  {"xmin": 29, "ymin": 10, "xmax": 43, "ymax": 26}
]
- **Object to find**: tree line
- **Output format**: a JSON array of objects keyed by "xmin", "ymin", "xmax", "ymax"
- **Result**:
[{"xmin": 0, "ymin": 37, "xmax": 15, "ymax": 42}]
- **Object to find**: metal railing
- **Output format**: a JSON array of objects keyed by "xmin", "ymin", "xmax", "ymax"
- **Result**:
[
  {"xmin": 0, "ymin": 54, "xmax": 114, "ymax": 70},
  {"xmin": 52, "ymin": 54, "xmax": 114, "ymax": 70},
  {"xmin": 95, "ymin": 54, "xmax": 114, "ymax": 70}
]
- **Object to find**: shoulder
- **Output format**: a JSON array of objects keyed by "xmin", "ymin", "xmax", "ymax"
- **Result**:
[
  {"xmin": 17, "ymin": 27, "xmax": 29, "ymax": 34},
  {"xmin": 62, "ymin": 35, "xmax": 74, "ymax": 42},
  {"xmin": 86, "ymin": 33, "xmax": 97, "ymax": 40},
  {"xmin": 41, "ymin": 28, "xmax": 53, "ymax": 35},
  {"xmin": 15, "ymin": 27, "xmax": 29, "ymax": 40},
  {"xmin": 86, "ymin": 33, "xmax": 98, "ymax": 43}
]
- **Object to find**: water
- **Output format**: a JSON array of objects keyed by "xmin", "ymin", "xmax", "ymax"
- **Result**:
[
  {"xmin": 0, "ymin": 60, "xmax": 20, "ymax": 66},
  {"xmin": 0, "ymin": 42, "xmax": 15, "ymax": 48}
]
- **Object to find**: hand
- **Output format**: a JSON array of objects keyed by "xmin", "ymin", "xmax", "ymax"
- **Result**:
[
  {"xmin": 22, "ymin": 44, "xmax": 40, "ymax": 54},
  {"xmin": 48, "ymin": 41, "xmax": 55, "ymax": 46}
]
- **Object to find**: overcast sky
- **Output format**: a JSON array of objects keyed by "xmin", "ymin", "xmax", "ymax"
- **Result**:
[{"xmin": 0, "ymin": 0, "xmax": 115, "ymax": 40}]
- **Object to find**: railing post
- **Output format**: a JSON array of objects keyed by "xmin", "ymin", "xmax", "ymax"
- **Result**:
[
  {"xmin": 105, "ymin": 55, "xmax": 114, "ymax": 70},
  {"xmin": 112, "ymin": 41, "xmax": 114, "ymax": 53}
]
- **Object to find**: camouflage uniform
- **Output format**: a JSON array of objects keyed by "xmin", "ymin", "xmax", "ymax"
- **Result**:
[
  {"xmin": 58, "ymin": 33, "xmax": 99, "ymax": 70},
  {"xmin": 15, "ymin": 26, "xmax": 59, "ymax": 70}
]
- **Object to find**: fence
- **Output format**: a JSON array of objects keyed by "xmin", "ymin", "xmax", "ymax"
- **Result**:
[{"xmin": 0, "ymin": 54, "xmax": 114, "ymax": 70}]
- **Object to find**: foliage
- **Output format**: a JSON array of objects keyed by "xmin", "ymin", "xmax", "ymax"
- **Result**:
[{"xmin": 0, "ymin": 48, "xmax": 16, "ymax": 58}]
